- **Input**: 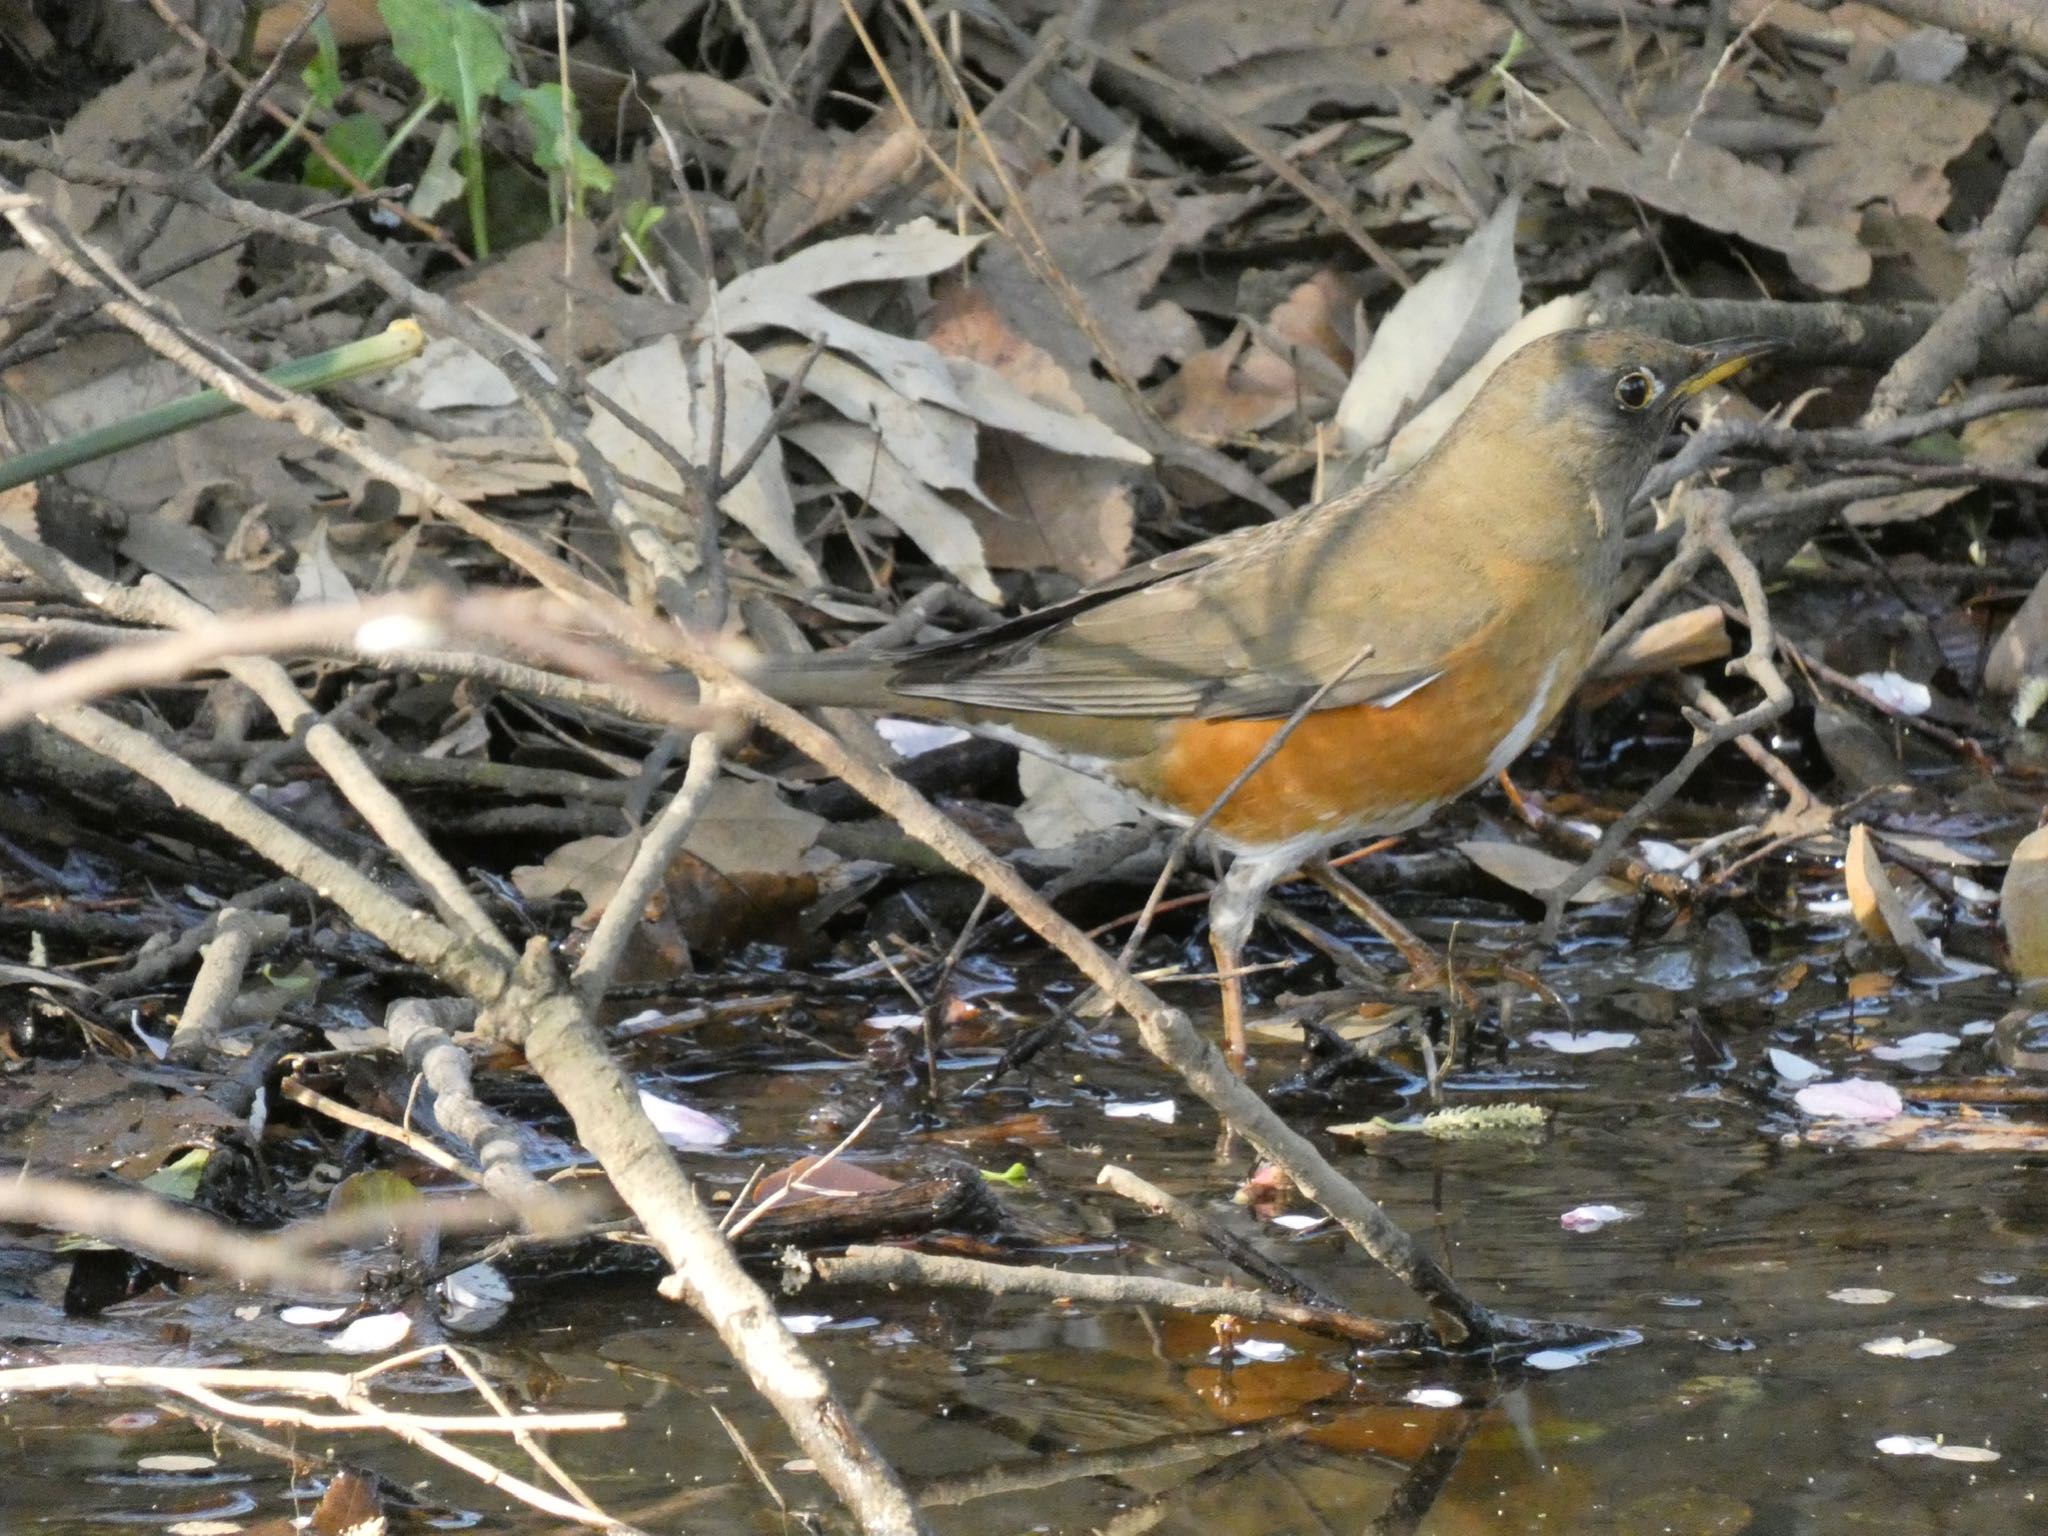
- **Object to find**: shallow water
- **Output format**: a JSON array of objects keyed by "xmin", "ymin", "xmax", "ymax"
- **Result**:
[{"xmin": 4, "ymin": 895, "xmax": 2041, "ymax": 1535}]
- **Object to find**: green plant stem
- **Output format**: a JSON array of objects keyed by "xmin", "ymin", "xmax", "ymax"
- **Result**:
[
  {"xmin": 368, "ymin": 96, "xmax": 440, "ymax": 187},
  {"xmin": 461, "ymin": 127, "xmax": 490, "ymax": 258},
  {"xmin": 0, "ymin": 320, "xmax": 426, "ymax": 495},
  {"xmin": 238, "ymin": 102, "xmax": 318, "ymax": 181}
]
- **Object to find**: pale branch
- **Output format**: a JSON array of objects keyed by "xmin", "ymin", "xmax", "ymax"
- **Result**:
[
  {"xmin": 1868, "ymin": 116, "xmax": 2048, "ymax": 424},
  {"xmin": 572, "ymin": 731, "xmax": 724, "ymax": 1004},
  {"xmin": 384, "ymin": 998, "xmax": 580, "ymax": 1228},
  {"xmin": 165, "ymin": 906, "xmax": 271, "ymax": 1065},
  {"xmin": 0, "ymin": 1171, "xmax": 355, "ymax": 1294},
  {"xmin": 1541, "ymin": 492, "xmax": 1795, "ymax": 932},
  {"xmin": 800, "ymin": 1244, "xmax": 1428, "ymax": 1349}
]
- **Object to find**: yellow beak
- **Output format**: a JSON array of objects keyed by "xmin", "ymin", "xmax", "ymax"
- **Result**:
[{"xmin": 1672, "ymin": 336, "xmax": 1781, "ymax": 400}]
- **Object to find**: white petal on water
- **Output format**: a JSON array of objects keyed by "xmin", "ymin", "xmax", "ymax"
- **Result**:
[
  {"xmin": 1862, "ymin": 1336, "xmax": 1955, "ymax": 1359},
  {"xmin": 1768, "ymin": 1048, "xmax": 1828, "ymax": 1084},
  {"xmin": 1560, "ymin": 1203, "xmax": 1636, "ymax": 1233},
  {"xmin": 1405, "ymin": 1388, "xmax": 1464, "ymax": 1408},
  {"xmin": 326, "ymin": 1311, "xmax": 412, "ymax": 1355},
  {"xmin": 1870, "ymin": 1033, "xmax": 1960, "ymax": 1062},
  {"xmin": 1794, "ymin": 1079, "xmax": 1903, "ymax": 1120},
  {"xmin": 1526, "ymin": 1030, "xmax": 1638, "ymax": 1054},
  {"xmin": 1104, "ymin": 1098, "xmax": 1176, "ymax": 1123}
]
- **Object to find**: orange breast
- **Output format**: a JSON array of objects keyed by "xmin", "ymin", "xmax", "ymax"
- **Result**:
[{"xmin": 1131, "ymin": 643, "xmax": 1570, "ymax": 849}]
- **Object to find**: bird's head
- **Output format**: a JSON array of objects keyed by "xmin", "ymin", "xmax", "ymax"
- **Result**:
[{"xmin": 1453, "ymin": 327, "xmax": 1777, "ymax": 542}]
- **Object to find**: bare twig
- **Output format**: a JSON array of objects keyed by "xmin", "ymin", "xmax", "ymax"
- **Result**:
[
  {"xmin": 802, "ymin": 1244, "xmax": 1428, "ymax": 1349},
  {"xmin": 1540, "ymin": 492, "xmax": 1794, "ymax": 930},
  {"xmin": 573, "ymin": 732, "xmax": 723, "ymax": 1004},
  {"xmin": 1097, "ymin": 1164, "xmax": 1345, "ymax": 1309},
  {"xmin": 165, "ymin": 907, "xmax": 272, "ymax": 1065},
  {"xmin": 1501, "ymin": 0, "xmax": 1641, "ymax": 147},
  {"xmin": 1866, "ymin": 116, "xmax": 2048, "ymax": 423},
  {"xmin": 0, "ymin": 1353, "xmax": 640, "ymax": 1533},
  {"xmin": 0, "ymin": 1170, "xmax": 355, "ymax": 1294}
]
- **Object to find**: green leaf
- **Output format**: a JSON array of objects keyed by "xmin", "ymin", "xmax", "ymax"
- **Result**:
[
  {"xmin": 379, "ymin": 0, "xmax": 510, "ymax": 255},
  {"xmin": 622, "ymin": 198, "xmax": 665, "ymax": 244},
  {"xmin": 510, "ymin": 81, "xmax": 615, "ymax": 206},
  {"xmin": 304, "ymin": 113, "xmax": 389, "ymax": 191},
  {"xmin": 302, "ymin": 18, "xmax": 344, "ymax": 111},
  {"xmin": 979, "ymin": 1162, "xmax": 1030, "ymax": 1187},
  {"xmin": 141, "ymin": 1147, "xmax": 212, "ymax": 1203},
  {"xmin": 327, "ymin": 1168, "xmax": 425, "ymax": 1216},
  {"xmin": 379, "ymin": 0, "xmax": 511, "ymax": 124}
]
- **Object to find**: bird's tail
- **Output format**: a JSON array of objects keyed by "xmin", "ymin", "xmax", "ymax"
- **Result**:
[{"xmin": 745, "ymin": 652, "xmax": 904, "ymax": 712}]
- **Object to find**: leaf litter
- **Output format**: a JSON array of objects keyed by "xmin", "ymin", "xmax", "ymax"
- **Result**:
[{"xmin": 4, "ymin": 1, "xmax": 2048, "ymax": 1529}]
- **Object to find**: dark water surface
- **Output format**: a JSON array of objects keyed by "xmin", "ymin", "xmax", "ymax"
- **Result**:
[{"xmin": 4, "ymin": 905, "xmax": 2041, "ymax": 1534}]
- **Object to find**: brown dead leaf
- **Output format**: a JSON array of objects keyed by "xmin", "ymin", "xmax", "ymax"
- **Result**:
[
  {"xmin": 11, "ymin": 1059, "xmax": 239, "ymax": 1175},
  {"xmin": 1105, "ymin": 0, "xmax": 1510, "ymax": 127},
  {"xmin": 1793, "ymin": 83, "xmax": 1992, "ymax": 231},
  {"xmin": 511, "ymin": 833, "xmax": 638, "ymax": 923},
  {"xmin": 254, "ymin": 0, "xmax": 389, "ymax": 55},
  {"xmin": 972, "ymin": 150, "xmax": 1246, "ymax": 382},
  {"xmin": 1541, "ymin": 129, "xmax": 1869, "ymax": 293},
  {"xmin": 1733, "ymin": 0, "xmax": 1915, "ymax": 53},
  {"xmin": 2003, "ymin": 825, "xmax": 2048, "ymax": 993},
  {"xmin": 924, "ymin": 286, "xmax": 1137, "ymax": 581},
  {"xmin": 762, "ymin": 106, "xmax": 923, "ymax": 253},
  {"xmin": 1457, "ymin": 841, "xmax": 1630, "ymax": 905},
  {"xmin": 0, "ymin": 55, "xmax": 207, "ymax": 336},
  {"xmin": 1845, "ymin": 822, "xmax": 1946, "ymax": 976},
  {"xmin": 443, "ymin": 223, "xmax": 687, "ymax": 365},
  {"xmin": 1986, "ymin": 568, "xmax": 2048, "ymax": 724},
  {"xmin": 1164, "ymin": 270, "xmax": 1358, "ymax": 441},
  {"xmin": 395, "ymin": 435, "xmax": 573, "ymax": 509},
  {"xmin": 1848, "ymin": 392, "xmax": 2048, "ymax": 526},
  {"xmin": 649, "ymin": 71, "xmax": 773, "ymax": 145},
  {"xmin": 748, "ymin": 1157, "xmax": 901, "ymax": 1204},
  {"xmin": 658, "ymin": 856, "xmax": 820, "ymax": 955},
  {"xmin": 682, "ymin": 779, "xmax": 827, "ymax": 878}
]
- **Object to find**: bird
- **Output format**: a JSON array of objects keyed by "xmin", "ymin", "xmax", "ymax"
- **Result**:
[{"xmin": 751, "ymin": 328, "xmax": 1775, "ymax": 1064}]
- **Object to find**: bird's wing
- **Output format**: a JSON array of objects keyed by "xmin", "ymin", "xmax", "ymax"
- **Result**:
[{"xmin": 887, "ymin": 501, "xmax": 1496, "ymax": 721}]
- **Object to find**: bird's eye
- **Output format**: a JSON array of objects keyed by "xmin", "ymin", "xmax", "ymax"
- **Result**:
[{"xmin": 1614, "ymin": 368, "xmax": 1658, "ymax": 411}]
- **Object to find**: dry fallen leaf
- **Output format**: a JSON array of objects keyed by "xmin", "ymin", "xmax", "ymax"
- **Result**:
[
  {"xmin": 1847, "ymin": 390, "xmax": 2048, "ymax": 526},
  {"xmin": 1164, "ymin": 270, "xmax": 1358, "ymax": 441},
  {"xmin": 2002, "ymin": 825, "xmax": 2048, "ymax": 992},
  {"xmin": 1015, "ymin": 753, "xmax": 1145, "ymax": 852},
  {"xmin": 1105, "ymin": 0, "xmax": 1510, "ymax": 127},
  {"xmin": 1591, "ymin": 606, "xmax": 1732, "ymax": 683},
  {"xmin": 924, "ymin": 286, "xmax": 1139, "ymax": 582},
  {"xmin": 586, "ymin": 334, "xmax": 820, "ymax": 585},
  {"xmin": 762, "ymin": 105, "xmax": 922, "ymax": 253},
  {"xmin": 1456, "ymin": 841, "xmax": 1630, "ymax": 905},
  {"xmin": 1336, "ymin": 194, "xmax": 1522, "ymax": 454},
  {"xmin": 1792, "ymin": 82, "xmax": 1992, "ymax": 232},
  {"xmin": 1845, "ymin": 823, "xmax": 1947, "ymax": 977},
  {"xmin": 783, "ymin": 418, "xmax": 1002, "ymax": 601},
  {"xmin": 1986, "ymin": 569, "xmax": 2048, "ymax": 726},
  {"xmin": 1541, "ymin": 129, "xmax": 1869, "ymax": 293}
]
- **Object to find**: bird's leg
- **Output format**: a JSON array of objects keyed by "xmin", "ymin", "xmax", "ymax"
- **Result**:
[
  {"xmin": 1207, "ymin": 852, "xmax": 1288, "ymax": 1071},
  {"xmin": 1210, "ymin": 927, "xmax": 1249, "ymax": 1072}
]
